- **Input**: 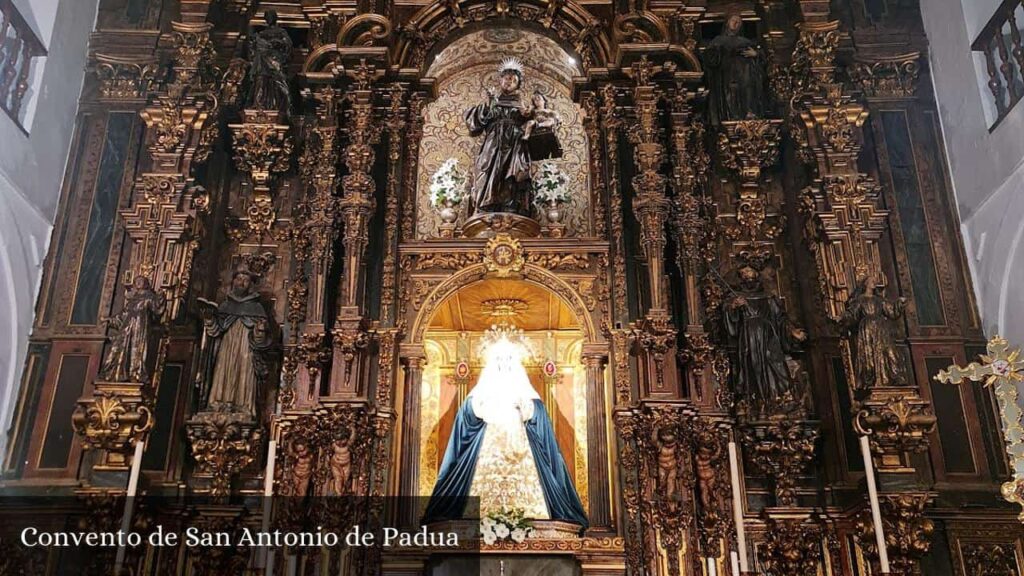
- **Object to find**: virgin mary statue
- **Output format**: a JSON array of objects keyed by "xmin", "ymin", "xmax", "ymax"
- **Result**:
[{"xmin": 423, "ymin": 326, "xmax": 588, "ymax": 529}]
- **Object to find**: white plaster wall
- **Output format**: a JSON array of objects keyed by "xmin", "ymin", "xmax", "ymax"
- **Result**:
[
  {"xmin": 0, "ymin": 0, "xmax": 98, "ymax": 456},
  {"xmin": 921, "ymin": 0, "xmax": 1024, "ymax": 346}
]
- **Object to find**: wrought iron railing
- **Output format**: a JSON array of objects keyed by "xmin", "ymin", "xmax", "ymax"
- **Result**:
[
  {"xmin": 972, "ymin": 0, "xmax": 1024, "ymax": 129},
  {"xmin": 0, "ymin": 0, "xmax": 46, "ymax": 130}
]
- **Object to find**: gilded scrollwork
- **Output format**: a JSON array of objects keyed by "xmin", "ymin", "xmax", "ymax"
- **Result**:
[
  {"xmin": 849, "ymin": 53, "xmax": 922, "ymax": 99},
  {"xmin": 856, "ymin": 493, "xmax": 935, "ymax": 576},
  {"xmin": 740, "ymin": 416, "xmax": 819, "ymax": 507},
  {"xmin": 759, "ymin": 515, "xmax": 824, "ymax": 576},
  {"xmin": 185, "ymin": 411, "xmax": 263, "ymax": 499}
]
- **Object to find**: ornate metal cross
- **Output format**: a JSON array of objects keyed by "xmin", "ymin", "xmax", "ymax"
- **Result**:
[{"xmin": 935, "ymin": 335, "xmax": 1024, "ymax": 519}]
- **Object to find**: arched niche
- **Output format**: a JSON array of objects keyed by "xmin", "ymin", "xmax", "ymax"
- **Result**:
[
  {"xmin": 413, "ymin": 28, "xmax": 593, "ymax": 239},
  {"xmin": 399, "ymin": 263, "xmax": 613, "ymax": 528}
]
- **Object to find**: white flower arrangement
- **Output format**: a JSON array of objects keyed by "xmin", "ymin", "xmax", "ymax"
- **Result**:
[
  {"xmin": 531, "ymin": 161, "xmax": 570, "ymax": 205},
  {"xmin": 429, "ymin": 158, "xmax": 467, "ymax": 207},
  {"xmin": 479, "ymin": 507, "xmax": 534, "ymax": 545}
]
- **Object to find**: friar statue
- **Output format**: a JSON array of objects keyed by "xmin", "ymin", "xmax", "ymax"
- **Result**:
[
  {"xmin": 723, "ymin": 266, "xmax": 807, "ymax": 417},
  {"xmin": 839, "ymin": 272, "xmax": 908, "ymax": 391},
  {"xmin": 703, "ymin": 13, "xmax": 768, "ymax": 126},
  {"xmin": 100, "ymin": 275, "xmax": 166, "ymax": 383},
  {"xmin": 197, "ymin": 266, "xmax": 274, "ymax": 417},
  {"xmin": 245, "ymin": 9, "xmax": 292, "ymax": 115},
  {"xmin": 465, "ymin": 58, "xmax": 533, "ymax": 216}
]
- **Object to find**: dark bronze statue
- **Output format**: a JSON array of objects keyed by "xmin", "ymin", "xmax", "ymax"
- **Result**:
[
  {"xmin": 839, "ymin": 272, "xmax": 908, "ymax": 390},
  {"xmin": 723, "ymin": 266, "xmax": 807, "ymax": 417},
  {"xmin": 465, "ymin": 58, "xmax": 533, "ymax": 216},
  {"xmin": 703, "ymin": 14, "xmax": 768, "ymax": 126},
  {"xmin": 197, "ymin": 267, "xmax": 274, "ymax": 417},
  {"xmin": 245, "ymin": 9, "xmax": 292, "ymax": 115},
  {"xmin": 100, "ymin": 276, "xmax": 166, "ymax": 383}
]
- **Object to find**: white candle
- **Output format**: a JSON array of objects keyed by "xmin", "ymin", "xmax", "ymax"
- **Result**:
[
  {"xmin": 730, "ymin": 551, "xmax": 741, "ymax": 575},
  {"xmin": 265, "ymin": 550, "xmax": 276, "ymax": 576},
  {"xmin": 264, "ymin": 439, "xmax": 277, "ymax": 496},
  {"xmin": 860, "ymin": 435, "xmax": 891, "ymax": 573},
  {"xmin": 115, "ymin": 439, "xmax": 146, "ymax": 572},
  {"xmin": 126, "ymin": 439, "xmax": 145, "ymax": 497},
  {"xmin": 706, "ymin": 557, "xmax": 718, "ymax": 576},
  {"xmin": 728, "ymin": 441, "xmax": 750, "ymax": 572},
  {"xmin": 260, "ymin": 440, "xmax": 278, "ymax": 573}
]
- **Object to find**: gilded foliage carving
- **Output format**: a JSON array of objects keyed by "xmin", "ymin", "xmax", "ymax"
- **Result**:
[
  {"xmin": 740, "ymin": 416, "xmax": 819, "ymax": 507},
  {"xmin": 856, "ymin": 493, "xmax": 935, "ymax": 576},
  {"xmin": 961, "ymin": 542, "xmax": 1020, "ymax": 576},
  {"xmin": 760, "ymin": 516, "xmax": 823, "ymax": 576},
  {"xmin": 849, "ymin": 53, "xmax": 922, "ymax": 99},
  {"xmin": 185, "ymin": 411, "xmax": 263, "ymax": 499}
]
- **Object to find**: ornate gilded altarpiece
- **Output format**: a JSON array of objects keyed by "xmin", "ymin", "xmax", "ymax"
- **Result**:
[{"xmin": 1, "ymin": 0, "xmax": 1021, "ymax": 575}]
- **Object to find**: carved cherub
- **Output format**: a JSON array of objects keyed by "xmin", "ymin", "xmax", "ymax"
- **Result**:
[
  {"xmin": 656, "ymin": 426, "xmax": 680, "ymax": 502},
  {"xmin": 328, "ymin": 433, "xmax": 352, "ymax": 496},
  {"xmin": 290, "ymin": 438, "xmax": 314, "ymax": 498}
]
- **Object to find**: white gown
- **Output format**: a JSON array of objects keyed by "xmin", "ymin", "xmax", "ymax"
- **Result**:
[{"xmin": 466, "ymin": 340, "xmax": 549, "ymax": 519}]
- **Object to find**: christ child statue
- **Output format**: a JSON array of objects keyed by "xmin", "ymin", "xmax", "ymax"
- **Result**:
[{"xmin": 522, "ymin": 92, "xmax": 560, "ymax": 140}]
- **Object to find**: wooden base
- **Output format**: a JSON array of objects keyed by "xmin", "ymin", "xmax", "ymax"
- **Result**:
[{"xmin": 462, "ymin": 212, "xmax": 541, "ymax": 239}]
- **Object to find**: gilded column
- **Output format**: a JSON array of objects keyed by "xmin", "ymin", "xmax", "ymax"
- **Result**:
[
  {"xmin": 284, "ymin": 85, "xmax": 341, "ymax": 410},
  {"xmin": 626, "ymin": 58, "xmax": 679, "ymax": 400},
  {"xmin": 583, "ymin": 347, "xmax": 612, "ymax": 530},
  {"xmin": 398, "ymin": 348, "xmax": 426, "ymax": 527},
  {"xmin": 330, "ymin": 62, "xmax": 380, "ymax": 398}
]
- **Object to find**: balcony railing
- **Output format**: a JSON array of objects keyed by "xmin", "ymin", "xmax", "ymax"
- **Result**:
[
  {"xmin": 0, "ymin": 0, "xmax": 46, "ymax": 130},
  {"xmin": 972, "ymin": 0, "xmax": 1024, "ymax": 129}
]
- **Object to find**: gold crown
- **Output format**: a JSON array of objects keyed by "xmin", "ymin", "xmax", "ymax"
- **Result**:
[{"xmin": 478, "ymin": 321, "xmax": 534, "ymax": 360}]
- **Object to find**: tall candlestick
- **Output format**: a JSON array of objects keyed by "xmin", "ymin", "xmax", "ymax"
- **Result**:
[
  {"xmin": 264, "ymin": 439, "xmax": 277, "ymax": 496},
  {"xmin": 860, "ymin": 435, "xmax": 891, "ymax": 573},
  {"xmin": 730, "ymin": 551, "xmax": 741, "ymax": 576},
  {"xmin": 115, "ymin": 440, "xmax": 146, "ymax": 573},
  {"xmin": 706, "ymin": 556, "xmax": 718, "ymax": 576},
  {"xmin": 127, "ymin": 439, "xmax": 145, "ymax": 496},
  {"xmin": 259, "ymin": 439, "xmax": 277, "ymax": 574},
  {"xmin": 728, "ymin": 441, "xmax": 750, "ymax": 572}
]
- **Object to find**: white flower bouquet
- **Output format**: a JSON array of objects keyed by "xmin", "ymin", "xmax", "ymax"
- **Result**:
[
  {"xmin": 479, "ymin": 507, "xmax": 534, "ymax": 545},
  {"xmin": 429, "ymin": 158, "xmax": 467, "ymax": 208},
  {"xmin": 531, "ymin": 161, "xmax": 570, "ymax": 206}
]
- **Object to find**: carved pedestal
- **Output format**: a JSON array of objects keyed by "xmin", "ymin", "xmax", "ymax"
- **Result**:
[
  {"xmin": 185, "ymin": 411, "xmax": 263, "ymax": 500},
  {"xmin": 759, "ymin": 509, "xmax": 823, "ymax": 576},
  {"xmin": 855, "ymin": 493, "xmax": 935, "ymax": 576},
  {"xmin": 853, "ymin": 388, "xmax": 936, "ymax": 475},
  {"xmin": 187, "ymin": 505, "xmax": 250, "ymax": 576},
  {"xmin": 462, "ymin": 212, "xmax": 541, "ymax": 238},
  {"xmin": 72, "ymin": 381, "xmax": 154, "ymax": 474},
  {"xmin": 716, "ymin": 119, "xmax": 784, "ymax": 256},
  {"xmin": 228, "ymin": 109, "xmax": 293, "ymax": 238},
  {"xmin": 740, "ymin": 416, "xmax": 820, "ymax": 507}
]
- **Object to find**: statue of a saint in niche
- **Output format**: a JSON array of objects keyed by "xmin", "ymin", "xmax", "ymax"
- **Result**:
[
  {"xmin": 723, "ymin": 266, "xmax": 807, "ymax": 417},
  {"xmin": 703, "ymin": 13, "xmax": 768, "ymax": 126},
  {"xmin": 465, "ymin": 58, "xmax": 534, "ymax": 216},
  {"xmin": 100, "ymin": 276, "xmax": 166, "ymax": 383},
  {"xmin": 245, "ymin": 9, "xmax": 292, "ymax": 115},
  {"xmin": 839, "ymin": 272, "xmax": 908, "ymax": 391},
  {"xmin": 197, "ymin": 266, "xmax": 275, "ymax": 417}
]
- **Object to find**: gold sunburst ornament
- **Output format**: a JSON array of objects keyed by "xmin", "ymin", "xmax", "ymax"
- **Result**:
[
  {"xmin": 935, "ymin": 335, "xmax": 1024, "ymax": 520},
  {"xmin": 481, "ymin": 298, "xmax": 529, "ymax": 320}
]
